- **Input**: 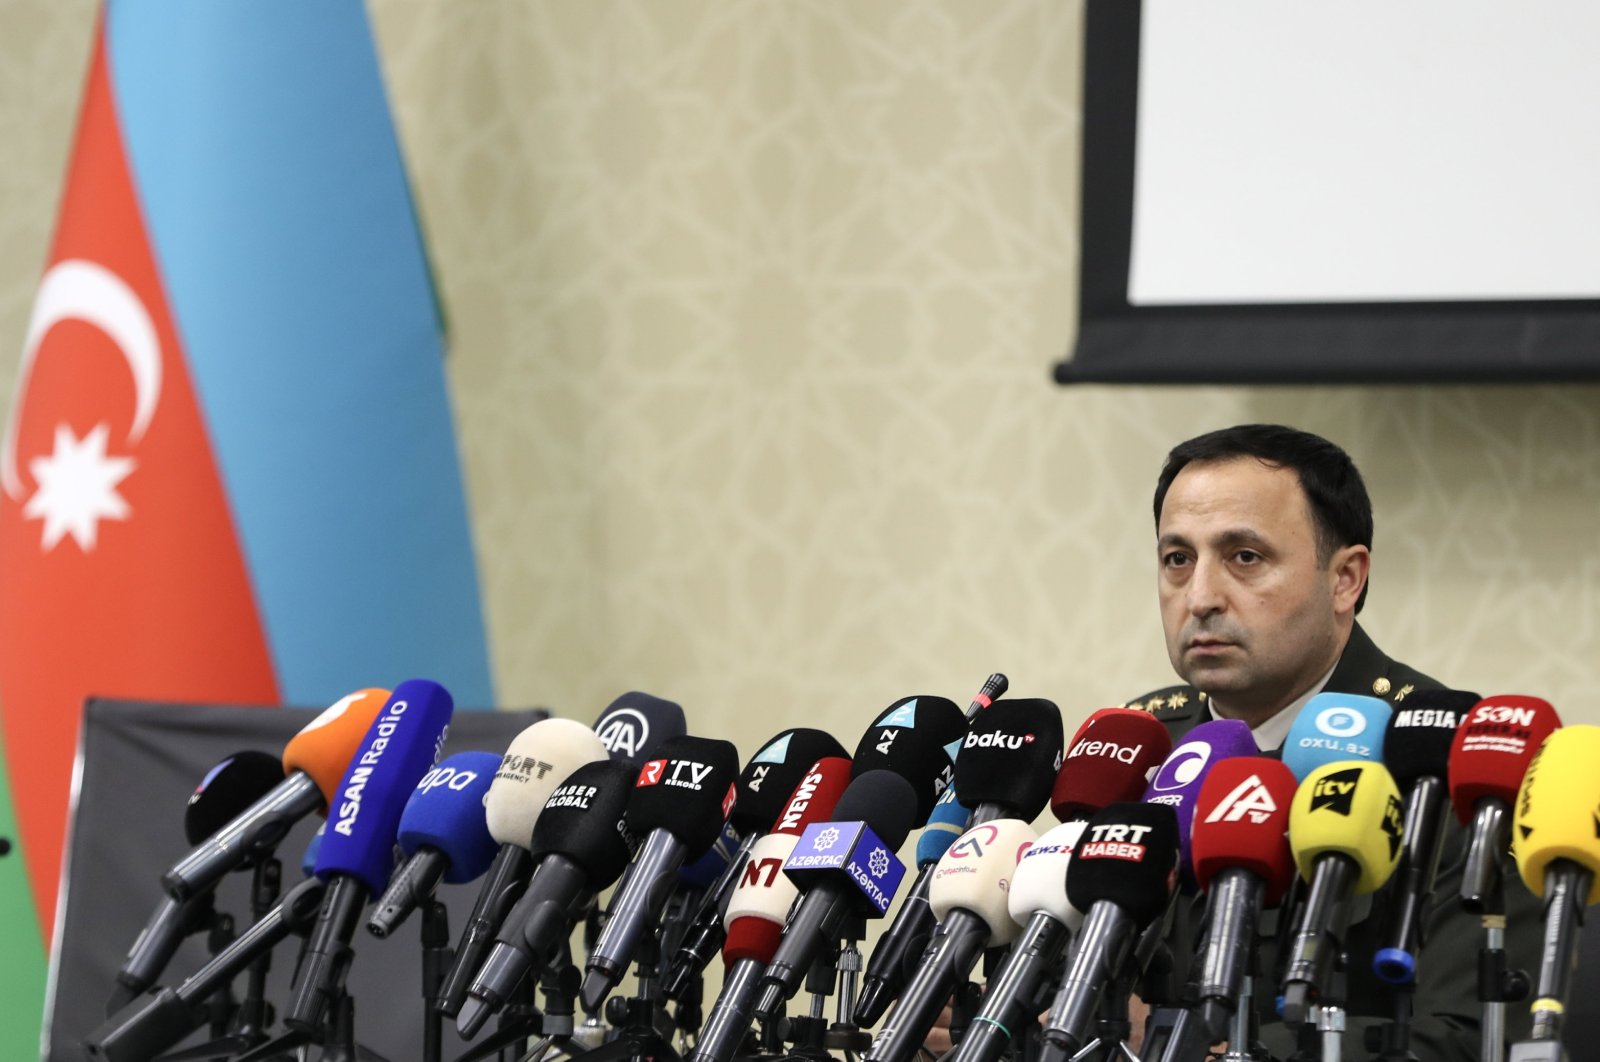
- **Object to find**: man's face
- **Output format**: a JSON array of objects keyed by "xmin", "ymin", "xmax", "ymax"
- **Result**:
[{"xmin": 1156, "ymin": 457, "xmax": 1359, "ymax": 720}]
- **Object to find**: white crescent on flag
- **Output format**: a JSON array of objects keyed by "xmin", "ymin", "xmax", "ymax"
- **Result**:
[{"xmin": 2, "ymin": 258, "xmax": 163, "ymax": 500}]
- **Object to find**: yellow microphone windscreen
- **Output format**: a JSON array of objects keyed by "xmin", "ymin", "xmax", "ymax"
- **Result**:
[
  {"xmin": 1512, "ymin": 724, "xmax": 1600, "ymax": 904},
  {"xmin": 1289, "ymin": 759, "xmax": 1403, "ymax": 895}
]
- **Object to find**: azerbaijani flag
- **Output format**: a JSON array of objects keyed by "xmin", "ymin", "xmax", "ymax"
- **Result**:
[{"xmin": 0, "ymin": 3, "xmax": 493, "ymax": 1053}]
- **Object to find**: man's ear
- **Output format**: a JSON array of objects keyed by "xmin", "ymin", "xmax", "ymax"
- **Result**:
[{"xmin": 1330, "ymin": 544, "xmax": 1370, "ymax": 615}]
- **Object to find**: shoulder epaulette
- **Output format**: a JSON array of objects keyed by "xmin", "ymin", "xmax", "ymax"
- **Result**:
[{"xmin": 1118, "ymin": 684, "xmax": 1205, "ymax": 717}]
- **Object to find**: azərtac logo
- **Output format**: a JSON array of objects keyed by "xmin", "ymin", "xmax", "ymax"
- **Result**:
[
  {"xmin": 963, "ymin": 731, "xmax": 1037, "ymax": 751},
  {"xmin": 1308, "ymin": 767, "xmax": 1363, "ymax": 817}
]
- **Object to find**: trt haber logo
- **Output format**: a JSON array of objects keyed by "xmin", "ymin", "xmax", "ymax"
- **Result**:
[{"xmin": 1077, "ymin": 822, "xmax": 1152, "ymax": 862}]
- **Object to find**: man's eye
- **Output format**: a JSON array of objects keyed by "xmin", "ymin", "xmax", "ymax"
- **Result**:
[
  {"xmin": 1234, "ymin": 550, "xmax": 1261, "ymax": 564},
  {"xmin": 1162, "ymin": 552, "xmax": 1190, "ymax": 568}
]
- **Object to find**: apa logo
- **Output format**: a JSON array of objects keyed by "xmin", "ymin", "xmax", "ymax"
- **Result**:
[
  {"xmin": 1150, "ymin": 740, "xmax": 1211, "ymax": 793},
  {"xmin": 1314, "ymin": 706, "xmax": 1368, "ymax": 738},
  {"xmin": 637, "ymin": 759, "xmax": 667, "ymax": 786},
  {"xmin": 746, "ymin": 764, "xmax": 770, "ymax": 792},
  {"xmin": 1380, "ymin": 795, "xmax": 1403, "ymax": 859},
  {"xmin": 417, "ymin": 766, "xmax": 479, "ymax": 794},
  {"xmin": 963, "ymin": 731, "xmax": 1035, "ymax": 751},
  {"xmin": 1309, "ymin": 767, "xmax": 1362, "ymax": 816},
  {"xmin": 741, "ymin": 856, "xmax": 783, "ymax": 888},
  {"xmin": 1202, "ymin": 774, "xmax": 1279, "ymax": 825},
  {"xmin": 949, "ymin": 824, "xmax": 1000, "ymax": 859},
  {"xmin": 596, "ymin": 707, "xmax": 650, "ymax": 760},
  {"xmin": 1473, "ymin": 703, "xmax": 1537, "ymax": 728}
]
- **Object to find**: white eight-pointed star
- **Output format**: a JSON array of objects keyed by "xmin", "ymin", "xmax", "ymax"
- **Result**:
[{"xmin": 23, "ymin": 422, "xmax": 135, "ymax": 552}]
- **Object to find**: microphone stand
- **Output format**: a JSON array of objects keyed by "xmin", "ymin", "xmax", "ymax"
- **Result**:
[
  {"xmin": 570, "ymin": 934, "xmax": 682, "ymax": 1062},
  {"xmin": 786, "ymin": 915, "xmax": 872, "ymax": 1061},
  {"xmin": 420, "ymin": 898, "xmax": 451, "ymax": 1062},
  {"xmin": 1475, "ymin": 890, "xmax": 1530, "ymax": 1062}
]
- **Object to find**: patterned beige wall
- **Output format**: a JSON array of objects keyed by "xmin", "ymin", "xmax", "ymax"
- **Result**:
[{"xmin": 4, "ymin": 1, "xmax": 1599, "ymax": 767}]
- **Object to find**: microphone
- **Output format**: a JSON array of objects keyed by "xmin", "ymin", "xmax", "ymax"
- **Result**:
[
  {"xmin": 367, "ymin": 751, "xmax": 501, "ymax": 937},
  {"xmin": 663, "ymin": 728, "xmax": 850, "ymax": 1000},
  {"xmin": 1278, "ymin": 759, "xmax": 1404, "ymax": 1025},
  {"xmin": 852, "ymin": 696, "xmax": 1067, "ymax": 1027},
  {"xmin": 753, "ymin": 770, "xmax": 919, "ymax": 1021},
  {"xmin": 457, "ymin": 759, "xmax": 641, "ymax": 1036},
  {"xmin": 113, "ymin": 751, "xmax": 287, "ymax": 1006},
  {"xmin": 580, "ymin": 734, "xmax": 742, "ymax": 1011},
  {"xmin": 1185, "ymin": 757, "xmax": 1298, "ymax": 1044},
  {"xmin": 1450, "ymin": 695, "xmax": 1562, "ymax": 910},
  {"xmin": 947, "ymin": 819, "xmax": 1089, "ymax": 1062},
  {"xmin": 866, "ymin": 818, "xmax": 1037, "ymax": 1062},
  {"xmin": 691, "ymin": 756, "xmax": 855, "ymax": 1062},
  {"xmin": 1509, "ymin": 724, "xmax": 1600, "ymax": 1047},
  {"xmin": 1039, "ymin": 801, "xmax": 1180, "ymax": 1059},
  {"xmin": 162, "ymin": 687, "xmax": 391, "ymax": 900},
  {"xmin": 1281, "ymin": 691, "xmax": 1393, "ymax": 781},
  {"xmin": 87, "ymin": 837, "xmax": 330, "ymax": 1062},
  {"xmin": 285, "ymin": 679, "xmax": 456, "ymax": 1034},
  {"xmin": 592, "ymin": 691, "xmax": 687, "ymax": 766},
  {"xmin": 1371, "ymin": 688, "xmax": 1479, "ymax": 985},
  {"xmin": 1050, "ymin": 708, "xmax": 1174, "ymax": 821},
  {"xmin": 1140, "ymin": 718, "xmax": 1256, "ymax": 882},
  {"xmin": 437, "ymin": 716, "xmax": 609, "ymax": 1017},
  {"xmin": 848, "ymin": 694, "xmax": 969, "ymax": 823}
]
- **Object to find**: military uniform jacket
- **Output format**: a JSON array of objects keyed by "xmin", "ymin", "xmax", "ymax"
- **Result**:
[{"xmin": 1123, "ymin": 622, "xmax": 1542, "ymax": 1062}]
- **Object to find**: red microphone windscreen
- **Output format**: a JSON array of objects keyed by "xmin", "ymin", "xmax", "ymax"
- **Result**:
[
  {"xmin": 1448, "ymin": 695, "xmax": 1561, "ymax": 824},
  {"xmin": 723, "ymin": 916, "xmax": 784, "ymax": 965},
  {"xmin": 1189, "ymin": 757, "xmax": 1297, "ymax": 905},
  {"xmin": 1052, "ymin": 708, "xmax": 1173, "ymax": 821},
  {"xmin": 770, "ymin": 756, "xmax": 852, "ymax": 837}
]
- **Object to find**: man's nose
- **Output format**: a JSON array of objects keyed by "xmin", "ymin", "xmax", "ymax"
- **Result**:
[{"xmin": 1186, "ymin": 557, "xmax": 1226, "ymax": 616}]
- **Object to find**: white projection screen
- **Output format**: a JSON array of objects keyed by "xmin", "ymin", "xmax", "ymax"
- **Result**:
[{"xmin": 1058, "ymin": 0, "xmax": 1600, "ymax": 384}]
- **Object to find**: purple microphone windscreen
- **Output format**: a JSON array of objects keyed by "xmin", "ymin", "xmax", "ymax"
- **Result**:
[
  {"xmin": 852, "ymin": 695, "xmax": 967, "ymax": 825},
  {"xmin": 531, "ymin": 760, "xmax": 640, "ymax": 888},
  {"xmin": 954, "ymin": 698, "xmax": 1065, "ymax": 820},
  {"xmin": 313, "ymin": 679, "xmax": 455, "ymax": 894},
  {"xmin": 731, "ymin": 728, "xmax": 849, "ymax": 835},
  {"xmin": 1065, "ymin": 801, "xmax": 1180, "ymax": 928},
  {"xmin": 184, "ymin": 751, "xmax": 288, "ymax": 846},
  {"xmin": 625, "ymin": 735, "xmax": 742, "ymax": 855},
  {"xmin": 832, "ymin": 770, "xmax": 919, "ymax": 852},
  {"xmin": 396, "ymin": 751, "xmax": 502, "ymax": 884},
  {"xmin": 592, "ymin": 692, "xmax": 687, "ymax": 767},
  {"xmin": 1383, "ymin": 688, "xmax": 1478, "ymax": 786},
  {"xmin": 1141, "ymin": 719, "xmax": 1256, "ymax": 877}
]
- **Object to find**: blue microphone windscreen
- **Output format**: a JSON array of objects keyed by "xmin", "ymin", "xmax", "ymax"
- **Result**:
[
  {"xmin": 315, "ymin": 679, "xmax": 456, "ymax": 893},
  {"xmin": 397, "ymin": 751, "xmax": 501, "ymax": 883},
  {"xmin": 592, "ymin": 691, "xmax": 687, "ymax": 767},
  {"xmin": 1281, "ymin": 692, "xmax": 1392, "ymax": 781},
  {"xmin": 301, "ymin": 824, "xmax": 325, "ymax": 878},
  {"xmin": 681, "ymin": 820, "xmax": 743, "ymax": 888},
  {"xmin": 915, "ymin": 793, "xmax": 972, "ymax": 867}
]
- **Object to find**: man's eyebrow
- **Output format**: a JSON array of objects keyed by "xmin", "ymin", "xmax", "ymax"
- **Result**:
[{"xmin": 1157, "ymin": 528, "xmax": 1272, "ymax": 551}]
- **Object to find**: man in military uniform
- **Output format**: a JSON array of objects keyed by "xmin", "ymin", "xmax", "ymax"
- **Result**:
[{"xmin": 1123, "ymin": 424, "xmax": 1537, "ymax": 1060}]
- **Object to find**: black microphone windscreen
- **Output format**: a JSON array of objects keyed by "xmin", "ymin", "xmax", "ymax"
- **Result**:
[
  {"xmin": 592, "ymin": 691, "xmax": 688, "ymax": 767},
  {"xmin": 852, "ymin": 695, "xmax": 967, "ymax": 824},
  {"xmin": 954, "ymin": 698, "xmax": 1065, "ymax": 819},
  {"xmin": 832, "ymin": 770, "xmax": 919, "ymax": 851},
  {"xmin": 1065, "ymin": 801, "xmax": 1179, "ymax": 928},
  {"xmin": 185, "ymin": 751, "xmax": 288, "ymax": 845},
  {"xmin": 531, "ymin": 760, "xmax": 639, "ymax": 887},
  {"xmin": 1385, "ymin": 688, "xmax": 1479, "ymax": 786},
  {"xmin": 731, "ymin": 728, "xmax": 849, "ymax": 835},
  {"xmin": 624, "ymin": 735, "xmax": 742, "ymax": 854}
]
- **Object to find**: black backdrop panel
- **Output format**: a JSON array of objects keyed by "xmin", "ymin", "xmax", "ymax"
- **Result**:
[
  {"xmin": 47, "ymin": 698, "xmax": 546, "ymax": 1062},
  {"xmin": 1060, "ymin": 0, "xmax": 1600, "ymax": 385}
]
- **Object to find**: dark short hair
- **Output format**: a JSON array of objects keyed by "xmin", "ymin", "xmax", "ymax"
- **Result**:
[{"xmin": 1153, "ymin": 424, "xmax": 1373, "ymax": 612}]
